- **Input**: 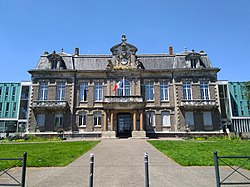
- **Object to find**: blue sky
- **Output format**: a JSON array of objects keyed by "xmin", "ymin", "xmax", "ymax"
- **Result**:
[{"xmin": 0, "ymin": 0, "xmax": 249, "ymax": 82}]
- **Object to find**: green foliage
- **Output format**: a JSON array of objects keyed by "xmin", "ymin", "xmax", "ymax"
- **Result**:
[
  {"xmin": 244, "ymin": 81, "xmax": 250, "ymax": 101},
  {"xmin": 0, "ymin": 134, "xmax": 62, "ymax": 143},
  {"xmin": 148, "ymin": 140, "xmax": 250, "ymax": 170},
  {"xmin": 0, "ymin": 141, "xmax": 99, "ymax": 171}
]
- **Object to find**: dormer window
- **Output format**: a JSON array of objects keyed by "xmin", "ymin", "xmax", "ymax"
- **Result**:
[
  {"xmin": 47, "ymin": 51, "xmax": 66, "ymax": 70},
  {"xmin": 185, "ymin": 51, "xmax": 205, "ymax": 68},
  {"xmin": 51, "ymin": 61, "xmax": 57, "ymax": 69}
]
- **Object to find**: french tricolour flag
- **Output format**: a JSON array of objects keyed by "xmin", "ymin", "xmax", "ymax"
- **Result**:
[{"xmin": 112, "ymin": 78, "xmax": 123, "ymax": 91}]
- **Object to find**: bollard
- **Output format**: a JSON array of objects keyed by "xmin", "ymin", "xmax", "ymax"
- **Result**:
[
  {"xmin": 214, "ymin": 151, "xmax": 220, "ymax": 187},
  {"xmin": 89, "ymin": 153, "xmax": 94, "ymax": 187},
  {"xmin": 21, "ymin": 152, "xmax": 27, "ymax": 187},
  {"xmin": 144, "ymin": 152, "xmax": 149, "ymax": 187}
]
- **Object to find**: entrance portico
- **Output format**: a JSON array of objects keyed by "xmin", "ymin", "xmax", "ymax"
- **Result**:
[{"xmin": 102, "ymin": 96, "xmax": 146, "ymax": 138}]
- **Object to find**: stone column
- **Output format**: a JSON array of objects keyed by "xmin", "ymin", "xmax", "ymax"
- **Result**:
[
  {"xmin": 103, "ymin": 111, "xmax": 107, "ymax": 131},
  {"xmin": 140, "ymin": 111, "xmax": 144, "ymax": 131},
  {"xmin": 133, "ymin": 111, "xmax": 137, "ymax": 131},
  {"xmin": 132, "ymin": 110, "xmax": 146, "ymax": 138},
  {"xmin": 110, "ymin": 111, "xmax": 114, "ymax": 131}
]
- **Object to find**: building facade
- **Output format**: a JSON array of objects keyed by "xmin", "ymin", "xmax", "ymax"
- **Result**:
[
  {"xmin": 0, "ymin": 82, "xmax": 31, "ymax": 136},
  {"xmin": 218, "ymin": 81, "xmax": 250, "ymax": 132},
  {"xmin": 28, "ymin": 36, "xmax": 221, "ymax": 138}
]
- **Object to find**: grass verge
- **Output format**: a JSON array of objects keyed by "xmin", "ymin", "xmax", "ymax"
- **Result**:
[
  {"xmin": 0, "ymin": 141, "xmax": 99, "ymax": 171},
  {"xmin": 148, "ymin": 140, "xmax": 250, "ymax": 170}
]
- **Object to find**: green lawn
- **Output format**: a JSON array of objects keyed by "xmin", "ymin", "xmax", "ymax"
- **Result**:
[
  {"xmin": 148, "ymin": 140, "xmax": 250, "ymax": 170},
  {"xmin": 0, "ymin": 141, "xmax": 99, "ymax": 171}
]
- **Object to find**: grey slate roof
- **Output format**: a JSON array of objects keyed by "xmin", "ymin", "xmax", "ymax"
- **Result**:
[{"xmin": 34, "ymin": 50, "xmax": 213, "ymax": 71}]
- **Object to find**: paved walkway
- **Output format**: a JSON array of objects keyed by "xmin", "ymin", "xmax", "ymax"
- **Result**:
[{"xmin": 1, "ymin": 139, "xmax": 250, "ymax": 187}]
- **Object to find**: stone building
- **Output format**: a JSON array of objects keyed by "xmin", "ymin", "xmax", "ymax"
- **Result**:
[{"xmin": 28, "ymin": 35, "xmax": 221, "ymax": 138}]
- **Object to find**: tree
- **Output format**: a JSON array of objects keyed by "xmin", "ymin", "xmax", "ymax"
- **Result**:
[{"xmin": 244, "ymin": 81, "xmax": 250, "ymax": 106}]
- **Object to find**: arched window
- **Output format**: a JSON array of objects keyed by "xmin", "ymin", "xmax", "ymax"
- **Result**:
[{"xmin": 117, "ymin": 79, "xmax": 130, "ymax": 96}]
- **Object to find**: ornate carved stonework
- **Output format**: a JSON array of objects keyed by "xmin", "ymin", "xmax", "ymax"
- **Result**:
[
  {"xmin": 107, "ymin": 35, "xmax": 144, "ymax": 70},
  {"xmin": 47, "ymin": 51, "xmax": 66, "ymax": 69}
]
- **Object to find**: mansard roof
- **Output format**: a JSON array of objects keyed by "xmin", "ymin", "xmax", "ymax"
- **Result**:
[
  {"xmin": 32, "ymin": 36, "xmax": 215, "ymax": 72},
  {"xmin": 34, "ymin": 52, "xmax": 213, "ymax": 70}
]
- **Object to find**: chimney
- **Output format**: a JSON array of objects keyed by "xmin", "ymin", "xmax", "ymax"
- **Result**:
[
  {"xmin": 169, "ymin": 46, "xmax": 173, "ymax": 55},
  {"xmin": 75, "ymin": 48, "xmax": 79, "ymax": 56}
]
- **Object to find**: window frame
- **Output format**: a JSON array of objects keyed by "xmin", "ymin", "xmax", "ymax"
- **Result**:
[
  {"xmin": 200, "ymin": 81, "xmax": 210, "ymax": 100},
  {"xmin": 146, "ymin": 111, "xmax": 155, "ymax": 127},
  {"xmin": 80, "ymin": 82, "xmax": 88, "ymax": 101},
  {"xmin": 145, "ymin": 81, "xmax": 154, "ymax": 101},
  {"xmin": 185, "ymin": 111, "xmax": 194, "ymax": 126},
  {"xmin": 37, "ymin": 113, "xmax": 46, "ymax": 127},
  {"xmin": 39, "ymin": 82, "xmax": 48, "ymax": 101},
  {"xmin": 117, "ymin": 79, "xmax": 131, "ymax": 96},
  {"xmin": 94, "ymin": 112, "xmax": 102, "ymax": 126},
  {"xmin": 55, "ymin": 113, "xmax": 63, "ymax": 127},
  {"xmin": 79, "ymin": 112, "xmax": 87, "ymax": 127},
  {"xmin": 203, "ymin": 111, "xmax": 213, "ymax": 126},
  {"xmin": 160, "ymin": 81, "xmax": 169, "ymax": 101},
  {"xmin": 162, "ymin": 111, "xmax": 171, "ymax": 127},
  {"xmin": 56, "ymin": 82, "xmax": 66, "ymax": 101},
  {"xmin": 94, "ymin": 82, "xmax": 103, "ymax": 102},
  {"xmin": 183, "ymin": 81, "xmax": 192, "ymax": 100}
]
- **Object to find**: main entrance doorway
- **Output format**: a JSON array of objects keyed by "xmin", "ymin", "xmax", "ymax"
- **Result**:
[{"xmin": 117, "ymin": 113, "xmax": 132, "ymax": 138}]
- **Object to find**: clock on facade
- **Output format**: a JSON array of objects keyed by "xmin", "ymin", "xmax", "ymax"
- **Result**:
[{"xmin": 121, "ymin": 58, "xmax": 128, "ymax": 65}]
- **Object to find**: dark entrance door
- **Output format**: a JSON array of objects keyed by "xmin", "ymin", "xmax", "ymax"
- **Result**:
[{"xmin": 117, "ymin": 113, "xmax": 132, "ymax": 138}]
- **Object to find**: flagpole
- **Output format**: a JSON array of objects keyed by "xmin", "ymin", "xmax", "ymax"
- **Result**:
[{"xmin": 123, "ymin": 76, "xmax": 125, "ymax": 96}]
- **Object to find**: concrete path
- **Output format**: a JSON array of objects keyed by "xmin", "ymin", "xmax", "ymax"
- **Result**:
[{"xmin": 1, "ymin": 139, "xmax": 250, "ymax": 187}]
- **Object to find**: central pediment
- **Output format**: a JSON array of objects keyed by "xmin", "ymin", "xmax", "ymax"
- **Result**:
[{"xmin": 106, "ymin": 35, "xmax": 144, "ymax": 70}]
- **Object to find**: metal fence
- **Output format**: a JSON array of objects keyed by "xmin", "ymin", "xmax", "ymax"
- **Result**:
[
  {"xmin": 0, "ymin": 152, "xmax": 27, "ymax": 187},
  {"xmin": 214, "ymin": 151, "xmax": 250, "ymax": 187}
]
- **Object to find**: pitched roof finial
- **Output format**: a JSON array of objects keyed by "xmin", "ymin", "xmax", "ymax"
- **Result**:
[{"xmin": 122, "ymin": 35, "xmax": 126, "ymax": 43}]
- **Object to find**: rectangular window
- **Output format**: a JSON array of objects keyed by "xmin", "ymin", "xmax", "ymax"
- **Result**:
[
  {"xmin": 37, "ymin": 114, "xmax": 45, "ymax": 127},
  {"xmin": 5, "ymin": 87, "xmax": 9, "ymax": 100},
  {"xmin": 55, "ymin": 113, "xmax": 63, "ymax": 127},
  {"xmin": 12, "ymin": 87, "xmax": 16, "ymax": 100},
  {"xmin": 94, "ymin": 112, "xmax": 102, "ymax": 126},
  {"xmin": 183, "ymin": 82, "xmax": 192, "ymax": 100},
  {"xmin": 203, "ymin": 112, "xmax": 212, "ymax": 126},
  {"xmin": 94, "ymin": 82, "xmax": 103, "ymax": 101},
  {"xmin": 0, "ymin": 87, "xmax": 2, "ymax": 97},
  {"xmin": 160, "ymin": 81, "xmax": 169, "ymax": 101},
  {"xmin": 12, "ymin": 103, "xmax": 17, "ymax": 117},
  {"xmin": 79, "ymin": 112, "xmax": 87, "ymax": 126},
  {"xmin": 39, "ymin": 82, "xmax": 48, "ymax": 100},
  {"xmin": 185, "ymin": 111, "xmax": 194, "ymax": 126},
  {"xmin": 162, "ymin": 111, "xmax": 171, "ymax": 127},
  {"xmin": 146, "ymin": 111, "xmax": 155, "ymax": 127},
  {"xmin": 145, "ymin": 81, "xmax": 154, "ymax": 101},
  {"xmin": 80, "ymin": 82, "xmax": 88, "ymax": 101},
  {"xmin": 21, "ymin": 86, "xmax": 30, "ymax": 100},
  {"xmin": 5, "ymin": 103, "xmax": 9, "ymax": 117},
  {"xmin": 200, "ymin": 81, "xmax": 209, "ymax": 100},
  {"xmin": 56, "ymin": 82, "xmax": 66, "ymax": 101}
]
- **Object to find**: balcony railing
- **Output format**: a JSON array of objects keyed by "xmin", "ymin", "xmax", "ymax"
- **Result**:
[
  {"xmin": 180, "ymin": 99, "xmax": 217, "ymax": 108},
  {"xmin": 104, "ymin": 96, "xmax": 144, "ymax": 103},
  {"xmin": 32, "ymin": 100, "xmax": 68, "ymax": 110}
]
